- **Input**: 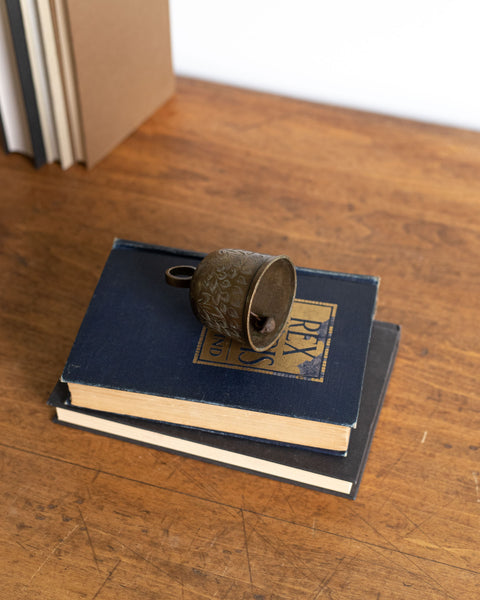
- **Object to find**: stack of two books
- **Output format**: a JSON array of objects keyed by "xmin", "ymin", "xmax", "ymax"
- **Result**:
[{"xmin": 50, "ymin": 240, "xmax": 400, "ymax": 499}]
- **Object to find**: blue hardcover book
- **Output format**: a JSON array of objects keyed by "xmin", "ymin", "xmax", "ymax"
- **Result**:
[{"xmin": 61, "ymin": 240, "xmax": 379, "ymax": 453}]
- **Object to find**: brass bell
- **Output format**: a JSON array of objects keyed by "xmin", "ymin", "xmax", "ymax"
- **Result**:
[{"xmin": 165, "ymin": 249, "xmax": 297, "ymax": 352}]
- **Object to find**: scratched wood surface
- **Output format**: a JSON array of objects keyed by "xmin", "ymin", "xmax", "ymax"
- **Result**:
[{"xmin": 1, "ymin": 77, "xmax": 479, "ymax": 599}]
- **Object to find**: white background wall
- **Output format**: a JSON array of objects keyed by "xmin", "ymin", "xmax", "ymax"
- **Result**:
[{"xmin": 170, "ymin": 0, "xmax": 480, "ymax": 131}]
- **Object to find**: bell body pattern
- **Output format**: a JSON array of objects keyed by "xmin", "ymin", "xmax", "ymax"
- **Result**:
[{"xmin": 190, "ymin": 249, "xmax": 296, "ymax": 352}]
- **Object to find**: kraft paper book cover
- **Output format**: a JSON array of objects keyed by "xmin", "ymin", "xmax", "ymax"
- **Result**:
[{"xmin": 64, "ymin": 0, "xmax": 174, "ymax": 167}]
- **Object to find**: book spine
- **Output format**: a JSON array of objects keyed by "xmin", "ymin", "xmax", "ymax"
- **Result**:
[
  {"xmin": 0, "ymin": 106, "xmax": 8, "ymax": 153},
  {"xmin": 5, "ymin": 0, "xmax": 46, "ymax": 167},
  {"xmin": 0, "ymin": 0, "xmax": 32, "ymax": 156},
  {"xmin": 50, "ymin": 0, "xmax": 84, "ymax": 162},
  {"xmin": 36, "ymin": 0, "xmax": 74, "ymax": 169},
  {"xmin": 19, "ymin": 0, "xmax": 59, "ymax": 163}
]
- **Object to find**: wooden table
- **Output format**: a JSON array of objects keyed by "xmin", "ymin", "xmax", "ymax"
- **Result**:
[{"xmin": 1, "ymin": 78, "xmax": 479, "ymax": 599}]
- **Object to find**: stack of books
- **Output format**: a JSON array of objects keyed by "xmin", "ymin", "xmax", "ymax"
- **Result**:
[
  {"xmin": 50, "ymin": 240, "xmax": 400, "ymax": 499},
  {"xmin": 0, "ymin": 0, "xmax": 174, "ymax": 168}
]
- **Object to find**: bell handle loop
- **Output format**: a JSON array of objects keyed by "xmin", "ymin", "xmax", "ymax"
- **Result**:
[{"xmin": 165, "ymin": 265, "xmax": 196, "ymax": 288}]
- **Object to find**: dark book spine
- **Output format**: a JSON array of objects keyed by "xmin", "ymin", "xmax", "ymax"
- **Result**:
[
  {"xmin": 0, "ymin": 108, "xmax": 8, "ymax": 154},
  {"xmin": 5, "ymin": 0, "xmax": 46, "ymax": 167}
]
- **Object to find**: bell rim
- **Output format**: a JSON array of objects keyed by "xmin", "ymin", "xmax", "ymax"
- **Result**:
[{"xmin": 243, "ymin": 254, "xmax": 297, "ymax": 352}]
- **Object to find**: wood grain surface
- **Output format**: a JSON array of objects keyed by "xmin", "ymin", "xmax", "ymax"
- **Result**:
[{"xmin": 1, "ymin": 77, "xmax": 479, "ymax": 599}]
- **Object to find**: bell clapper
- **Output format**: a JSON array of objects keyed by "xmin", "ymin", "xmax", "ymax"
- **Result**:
[{"xmin": 250, "ymin": 312, "xmax": 276, "ymax": 335}]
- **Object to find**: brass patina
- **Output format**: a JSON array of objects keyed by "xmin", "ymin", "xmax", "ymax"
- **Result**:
[{"xmin": 165, "ymin": 249, "xmax": 297, "ymax": 352}]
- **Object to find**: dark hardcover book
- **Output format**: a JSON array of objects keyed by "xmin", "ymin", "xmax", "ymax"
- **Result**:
[
  {"xmin": 5, "ymin": 0, "xmax": 46, "ymax": 167},
  {"xmin": 50, "ymin": 321, "xmax": 400, "ymax": 499},
  {"xmin": 61, "ymin": 239, "xmax": 379, "ymax": 453}
]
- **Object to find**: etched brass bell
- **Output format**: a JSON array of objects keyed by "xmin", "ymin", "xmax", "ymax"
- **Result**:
[{"xmin": 165, "ymin": 249, "xmax": 297, "ymax": 352}]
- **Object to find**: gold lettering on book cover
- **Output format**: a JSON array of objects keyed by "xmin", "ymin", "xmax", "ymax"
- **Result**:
[{"xmin": 193, "ymin": 299, "xmax": 336, "ymax": 382}]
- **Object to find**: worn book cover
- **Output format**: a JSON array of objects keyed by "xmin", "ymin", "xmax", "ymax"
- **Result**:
[
  {"xmin": 51, "ymin": 321, "xmax": 400, "ymax": 499},
  {"xmin": 60, "ymin": 239, "xmax": 378, "ymax": 452}
]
